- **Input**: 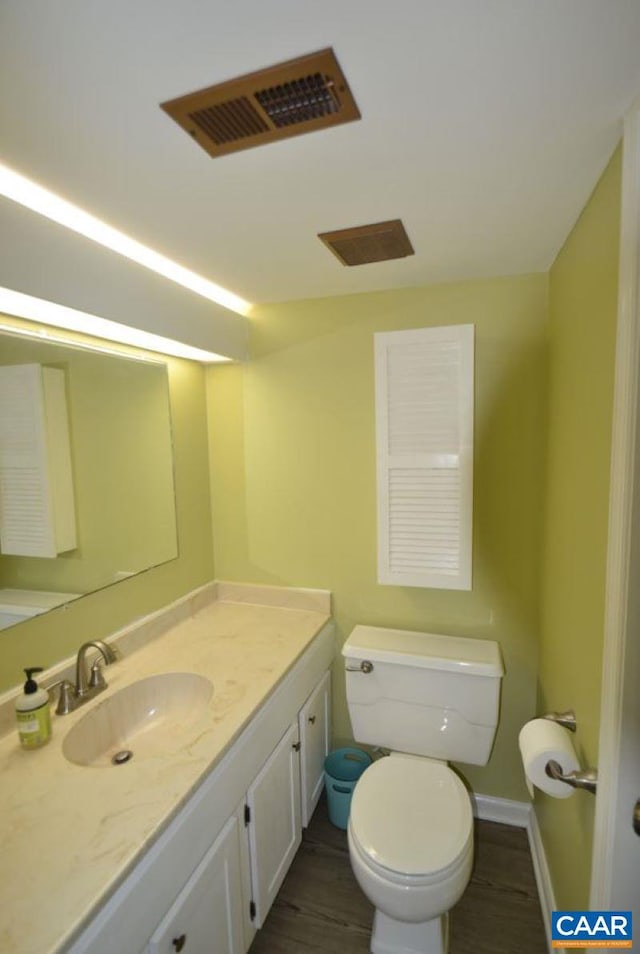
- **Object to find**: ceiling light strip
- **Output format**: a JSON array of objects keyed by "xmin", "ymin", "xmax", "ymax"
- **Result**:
[
  {"xmin": 0, "ymin": 287, "xmax": 230, "ymax": 363},
  {"xmin": 0, "ymin": 322, "xmax": 163, "ymax": 364},
  {"xmin": 0, "ymin": 162, "xmax": 252, "ymax": 316}
]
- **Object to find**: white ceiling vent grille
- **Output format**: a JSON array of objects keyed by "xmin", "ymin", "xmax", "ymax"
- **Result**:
[
  {"xmin": 161, "ymin": 48, "xmax": 360, "ymax": 158},
  {"xmin": 375, "ymin": 325, "xmax": 474, "ymax": 590}
]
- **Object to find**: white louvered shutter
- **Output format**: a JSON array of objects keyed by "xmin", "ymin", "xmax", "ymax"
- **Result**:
[
  {"xmin": 375, "ymin": 325, "xmax": 474, "ymax": 590},
  {"xmin": 0, "ymin": 364, "xmax": 76, "ymax": 557}
]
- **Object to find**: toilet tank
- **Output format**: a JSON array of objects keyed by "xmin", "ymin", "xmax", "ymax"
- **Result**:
[{"xmin": 342, "ymin": 625, "xmax": 504, "ymax": 766}]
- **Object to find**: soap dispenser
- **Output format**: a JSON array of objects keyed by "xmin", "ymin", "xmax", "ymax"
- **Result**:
[{"xmin": 16, "ymin": 667, "xmax": 51, "ymax": 749}]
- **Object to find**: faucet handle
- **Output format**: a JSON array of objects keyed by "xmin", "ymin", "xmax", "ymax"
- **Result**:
[
  {"xmin": 55, "ymin": 680, "xmax": 76, "ymax": 715},
  {"xmin": 88, "ymin": 660, "xmax": 107, "ymax": 691}
]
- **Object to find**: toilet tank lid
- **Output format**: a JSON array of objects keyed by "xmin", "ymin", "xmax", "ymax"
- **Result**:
[{"xmin": 342, "ymin": 625, "xmax": 504, "ymax": 677}]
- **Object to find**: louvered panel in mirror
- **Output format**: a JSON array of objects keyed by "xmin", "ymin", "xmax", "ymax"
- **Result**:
[
  {"xmin": 0, "ymin": 470, "xmax": 52, "ymax": 556},
  {"xmin": 0, "ymin": 364, "xmax": 59, "ymax": 557}
]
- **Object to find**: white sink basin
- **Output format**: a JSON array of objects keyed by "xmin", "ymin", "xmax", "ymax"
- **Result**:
[{"xmin": 62, "ymin": 672, "xmax": 213, "ymax": 767}]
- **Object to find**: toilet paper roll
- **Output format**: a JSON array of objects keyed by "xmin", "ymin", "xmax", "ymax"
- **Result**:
[{"xmin": 518, "ymin": 718, "xmax": 580, "ymax": 799}]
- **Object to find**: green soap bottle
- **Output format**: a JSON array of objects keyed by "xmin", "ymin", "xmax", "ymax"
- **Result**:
[{"xmin": 16, "ymin": 667, "xmax": 51, "ymax": 749}]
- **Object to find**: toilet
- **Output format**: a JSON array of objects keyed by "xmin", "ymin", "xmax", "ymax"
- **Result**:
[{"xmin": 342, "ymin": 625, "xmax": 504, "ymax": 954}]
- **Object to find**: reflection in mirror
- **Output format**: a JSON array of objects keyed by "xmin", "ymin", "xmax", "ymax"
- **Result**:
[{"xmin": 0, "ymin": 329, "xmax": 178, "ymax": 632}]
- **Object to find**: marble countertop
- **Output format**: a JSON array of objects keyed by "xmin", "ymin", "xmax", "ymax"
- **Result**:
[{"xmin": 0, "ymin": 582, "xmax": 331, "ymax": 954}]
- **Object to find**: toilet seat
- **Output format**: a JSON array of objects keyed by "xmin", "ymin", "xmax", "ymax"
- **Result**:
[
  {"xmin": 349, "ymin": 756, "xmax": 473, "ymax": 881},
  {"xmin": 348, "ymin": 821, "xmax": 471, "ymax": 891}
]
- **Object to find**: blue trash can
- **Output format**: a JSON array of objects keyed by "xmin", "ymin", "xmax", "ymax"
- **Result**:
[{"xmin": 324, "ymin": 747, "xmax": 372, "ymax": 830}]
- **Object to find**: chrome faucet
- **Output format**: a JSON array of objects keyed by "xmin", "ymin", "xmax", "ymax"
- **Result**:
[
  {"xmin": 75, "ymin": 640, "xmax": 117, "ymax": 696},
  {"xmin": 54, "ymin": 640, "xmax": 118, "ymax": 715}
]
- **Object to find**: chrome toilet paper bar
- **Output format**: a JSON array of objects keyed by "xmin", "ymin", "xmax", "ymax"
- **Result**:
[
  {"xmin": 545, "ymin": 759, "xmax": 598, "ymax": 795},
  {"xmin": 528, "ymin": 708, "xmax": 598, "ymax": 794},
  {"xmin": 540, "ymin": 709, "xmax": 577, "ymax": 732}
]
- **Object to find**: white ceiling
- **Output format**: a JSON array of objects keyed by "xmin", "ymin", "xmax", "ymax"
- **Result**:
[{"xmin": 2, "ymin": 0, "xmax": 640, "ymax": 313}]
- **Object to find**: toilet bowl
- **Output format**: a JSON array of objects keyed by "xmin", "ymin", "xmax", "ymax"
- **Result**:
[
  {"xmin": 347, "ymin": 755, "xmax": 473, "ymax": 954},
  {"xmin": 342, "ymin": 625, "xmax": 503, "ymax": 954}
]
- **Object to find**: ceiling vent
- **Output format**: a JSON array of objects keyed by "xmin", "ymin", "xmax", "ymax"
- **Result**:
[
  {"xmin": 161, "ymin": 48, "xmax": 360, "ymax": 158},
  {"xmin": 318, "ymin": 220, "xmax": 415, "ymax": 266}
]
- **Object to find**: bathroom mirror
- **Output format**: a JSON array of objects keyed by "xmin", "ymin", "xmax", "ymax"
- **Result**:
[{"xmin": 0, "ymin": 328, "xmax": 178, "ymax": 632}]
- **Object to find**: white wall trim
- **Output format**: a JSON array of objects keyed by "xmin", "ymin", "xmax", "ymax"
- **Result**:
[
  {"xmin": 471, "ymin": 792, "xmax": 531, "ymax": 828},
  {"xmin": 590, "ymin": 102, "xmax": 640, "ymax": 910},
  {"xmin": 527, "ymin": 807, "xmax": 564, "ymax": 954}
]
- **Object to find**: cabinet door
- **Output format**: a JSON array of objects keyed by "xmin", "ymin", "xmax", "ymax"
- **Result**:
[
  {"xmin": 246, "ymin": 722, "xmax": 301, "ymax": 927},
  {"xmin": 299, "ymin": 670, "xmax": 331, "ymax": 827},
  {"xmin": 147, "ymin": 814, "xmax": 244, "ymax": 954}
]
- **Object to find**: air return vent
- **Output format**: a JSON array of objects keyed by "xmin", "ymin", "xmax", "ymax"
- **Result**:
[
  {"xmin": 318, "ymin": 220, "xmax": 415, "ymax": 266},
  {"xmin": 161, "ymin": 48, "xmax": 360, "ymax": 158}
]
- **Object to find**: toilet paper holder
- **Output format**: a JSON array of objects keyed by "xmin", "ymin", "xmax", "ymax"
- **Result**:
[
  {"xmin": 538, "ymin": 709, "xmax": 598, "ymax": 794},
  {"xmin": 541, "ymin": 709, "xmax": 577, "ymax": 732},
  {"xmin": 545, "ymin": 759, "xmax": 598, "ymax": 795}
]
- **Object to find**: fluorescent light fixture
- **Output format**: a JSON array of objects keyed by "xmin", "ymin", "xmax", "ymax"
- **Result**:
[
  {"xmin": 0, "ymin": 287, "xmax": 231, "ymax": 363},
  {"xmin": 0, "ymin": 161, "xmax": 252, "ymax": 316},
  {"xmin": 0, "ymin": 322, "xmax": 163, "ymax": 363}
]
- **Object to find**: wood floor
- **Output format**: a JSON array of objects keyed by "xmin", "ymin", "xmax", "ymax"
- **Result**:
[{"xmin": 249, "ymin": 796, "xmax": 548, "ymax": 954}]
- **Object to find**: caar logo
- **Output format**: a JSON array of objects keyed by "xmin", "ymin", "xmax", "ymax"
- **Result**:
[{"xmin": 552, "ymin": 911, "xmax": 633, "ymax": 948}]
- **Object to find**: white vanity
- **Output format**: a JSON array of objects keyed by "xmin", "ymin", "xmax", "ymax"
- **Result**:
[{"xmin": 0, "ymin": 582, "xmax": 334, "ymax": 954}]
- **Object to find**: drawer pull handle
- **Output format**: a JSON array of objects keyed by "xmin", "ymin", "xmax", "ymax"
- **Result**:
[
  {"xmin": 308, "ymin": 715, "xmax": 316, "ymax": 724},
  {"xmin": 173, "ymin": 934, "xmax": 187, "ymax": 952}
]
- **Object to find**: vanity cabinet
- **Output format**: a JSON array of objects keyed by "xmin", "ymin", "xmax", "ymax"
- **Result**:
[
  {"xmin": 298, "ymin": 668, "xmax": 331, "ymax": 828},
  {"xmin": 242, "ymin": 675, "xmax": 330, "ymax": 941},
  {"xmin": 147, "ymin": 810, "xmax": 246, "ymax": 954},
  {"xmin": 144, "ymin": 717, "xmax": 310, "ymax": 953},
  {"xmin": 245, "ymin": 721, "xmax": 302, "ymax": 928},
  {"xmin": 66, "ymin": 625, "xmax": 333, "ymax": 954}
]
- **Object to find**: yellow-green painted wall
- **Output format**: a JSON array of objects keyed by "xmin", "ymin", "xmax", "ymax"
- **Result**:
[
  {"xmin": 207, "ymin": 273, "xmax": 548, "ymax": 799},
  {"xmin": 0, "ymin": 334, "xmax": 176, "ymax": 593},
  {"xmin": 538, "ymin": 147, "xmax": 621, "ymax": 908},
  {"xmin": 0, "ymin": 145, "xmax": 621, "ymax": 915},
  {"xmin": 0, "ymin": 319, "xmax": 214, "ymax": 693}
]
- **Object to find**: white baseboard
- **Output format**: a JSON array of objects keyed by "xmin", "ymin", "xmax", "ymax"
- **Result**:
[
  {"xmin": 526, "ymin": 806, "xmax": 563, "ymax": 954},
  {"xmin": 472, "ymin": 792, "xmax": 531, "ymax": 828},
  {"xmin": 473, "ymin": 794, "xmax": 560, "ymax": 954}
]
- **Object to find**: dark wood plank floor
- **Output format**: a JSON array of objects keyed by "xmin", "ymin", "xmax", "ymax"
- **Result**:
[{"xmin": 249, "ymin": 796, "xmax": 548, "ymax": 954}]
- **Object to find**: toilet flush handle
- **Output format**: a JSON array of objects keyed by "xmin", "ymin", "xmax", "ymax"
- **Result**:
[{"xmin": 345, "ymin": 660, "xmax": 374, "ymax": 674}]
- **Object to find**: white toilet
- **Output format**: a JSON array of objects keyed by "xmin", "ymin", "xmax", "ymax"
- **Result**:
[{"xmin": 342, "ymin": 625, "xmax": 504, "ymax": 954}]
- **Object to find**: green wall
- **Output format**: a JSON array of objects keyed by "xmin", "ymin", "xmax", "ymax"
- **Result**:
[
  {"xmin": 205, "ymin": 144, "xmax": 621, "ymax": 903},
  {"xmin": 207, "ymin": 273, "xmax": 548, "ymax": 800},
  {"xmin": 538, "ymin": 147, "xmax": 621, "ymax": 908},
  {"xmin": 0, "ymin": 334, "xmax": 176, "ymax": 593},
  {"xmin": 0, "ymin": 319, "xmax": 214, "ymax": 693},
  {"xmin": 0, "ymin": 147, "xmax": 621, "ymax": 915}
]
